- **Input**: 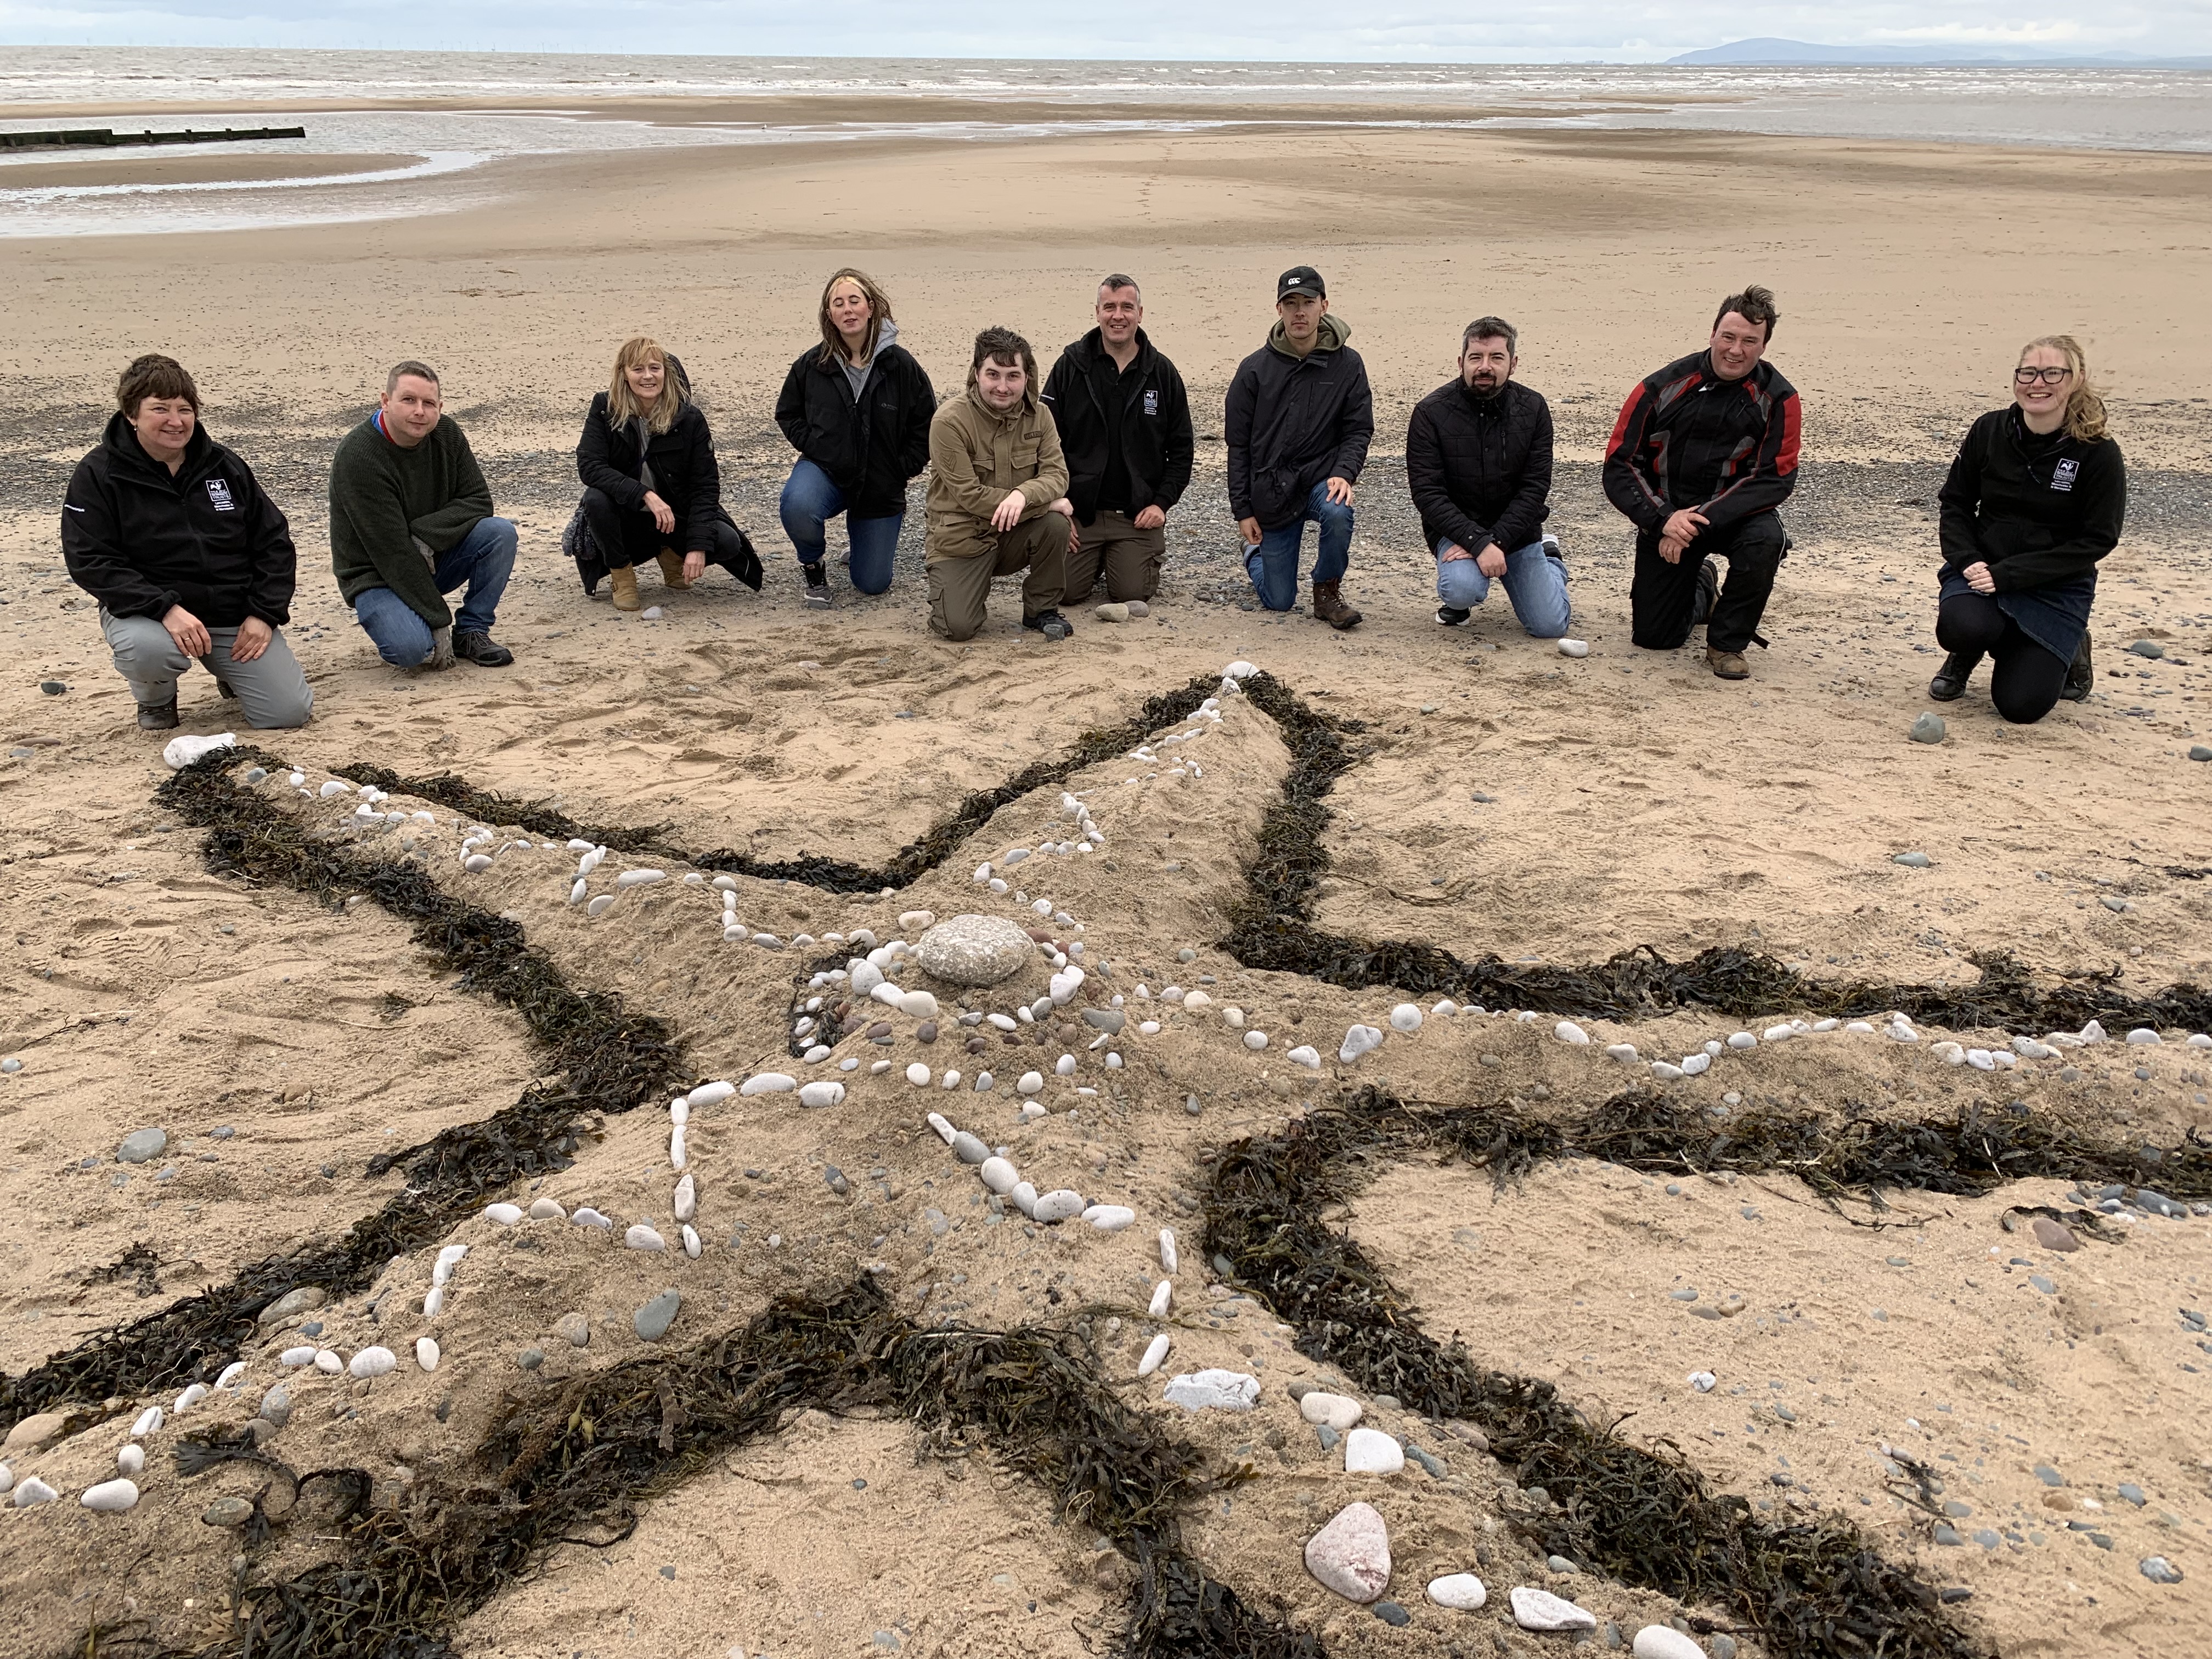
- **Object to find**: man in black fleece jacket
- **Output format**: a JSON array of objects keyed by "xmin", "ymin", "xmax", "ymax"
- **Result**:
[
  {"xmin": 1405, "ymin": 316, "xmax": 1566, "ymax": 637},
  {"xmin": 1605, "ymin": 285, "xmax": 1801, "ymax": 679},
  {"xmin": 63, "ymin": 354, "xmax": 313, "ymax": 731},
  {"xmin": 1223, "ymin": 266, "xmax": 1373, "ymax": 629},
  {"xmin": 1040, "ymin": 274, "xmax": 1194, "ymax": 606}
]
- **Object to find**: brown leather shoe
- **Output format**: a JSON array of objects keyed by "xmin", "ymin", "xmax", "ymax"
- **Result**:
[
  {"xmin": 609, "ymin": 565, "xmax": 642, "ymax": 611},
  {"xmin": 1707, "ymin": 646, "xmax": 1750, "ymax": 680},
  {"xmin": 655, "ymin": 548, "xmax": 692, "ymax": 590},
  {"xmin": 1311, "ymin": 579, "xmax": 1363, "ymax": 630}
]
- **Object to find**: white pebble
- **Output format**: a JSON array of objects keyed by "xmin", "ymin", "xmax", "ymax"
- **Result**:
[
  {"xmin": 980, "ymin": 1157, "xmax": 1020, "ymax": 1195},
  {"xmin": 1137, "ymin": 1334, "xmax": 1171, "ymax": 1376},
  {"xmin": 80, "ymin": 1478, "xmax": 140, "ymax": 1513},
  {"xmin": 673, "ymin": 1174, "xmax": 696, "ymax": 1222},
  {"xmin": 1141, "ymin": 1021, "xmax": 1163, "ymax": 1036},
  {"xmin": 627, "ymin": 1224, "xmax": 667, "ymax": 1251},
  {"xmin": 568, "ymin": 879, "xmax": 587, "ymax": 906},
  {"xmin": 585, "ymin": 895, "xmax": 615, "ymax": 918},
  {"xmin": 278, "ymin": 1346, "xmax": 315, "ymax": 1367},
  {"xmin": 1149, "ymin": 1281, "xmax": 1172, "ymax": 1316},
  {"xmin": 1557, "ymin": 637, "xmax": 1590, "ymax": 658},
  {"xmin": 1085, "ymin": 1204, "xmax": 1136, "ymax": 1231},
  {"xmin": 1651, "ymin": 1062, "xmax": 1684, "ymax": 1081},
  {"xmin": 116, "ymin": 1443, "xmax": 144, "ymax": 1476},
  {"xmin": 739, "ymin": 1073, "xmax": 796, "ymax": 1096},
  {"xmin": 1009, "ymin": 1181, "xmax": 1038, "ymax": 1216},
  {"xmin": 614, "ymin": 869, "xmax": 665, "ymax": 889},
  {"xmin": 687, "ymin": 1080, "xmax": 736, "ymax": 1108},
  {"xmin": 1633, "ymin": 1627, "xmax": 1709, "ymax": 1659},
  {"xmin": 348, "ymin": 1346, "xmax": 397, "ymax": 1379},
  {"xmin": 131, "ymin": 1406, "xmax": 163, "ymax": 1437},
  {"xmin": 682, "ymin": 1224, "xmax": 701, "ymax": 1259},
  {"xmin": 1056, "ymin": 1054, "xmax": 1077, "ymax": 1076},
  {"xmin": 1427, "ymin": 1572, "xmax": 1488, "ymax": 1610},
  {"xmin": 1606, "ymin": 1043, "xmax": 1639, "ymax": 1062},
  {"xmin": 1031, "ymin": 1189, "xmax": 1086, "ymax": 1224},
  {"xmin": 318, "ymin": 780, "xmax": 351, "ymax": 798},
  {"xmin": 1389, "ymin": 1003, "xmax": 1423, "ymax": 1033},
  {"xmin": 1689, "ymin": 1370, "xmax": 1717, "ymax": 1392},
  {"xmin": 1339, "ymin": 1024, "xmax": 1384, "ymax": 1062},
  {"xmin": 1555, "ymin": 1020, "xmax": 1589, "ymax": 1045},
  {"xmin": 13, "ymin": 1477, "xmax": 58, "ymax": 1508},
  {"xmin": 799, "ymin": 1080, "xmax": 845, "ymax": 1107},
  {"xmin": 463, "ymin": 853, "xmax": 494, "ymax": 873},
  {"xmin": 1159, "ymin": 1229, "xmax": 1178, "ymax": 1273},
  {"xmin": 423, "ymin": 1286, "xmax": 445, "ymax": 1317},
  {"xmin": 483, "ymin": 1203, "xmax": 523, "ymax": 1226},
  {"xmin": 1286, "ymin": 1045, "xmax": 1321, "ymax": 1069},
  {"xmin": 1510, "ymin": 1587, "xmax": 1597, "ymax": 1631},
  {"xmin": 432, "ymin": 1243, "xmax": 469, "ymax": 1284},
  {"xmin": 572, "ymin": 1207, "xmax": 613, "ymax": 1229},
  {"xmin": 1727, "ymin": 1031, "xmax": 1758, "ymax": 1049},
  {"xmin": 898, "ymin": 989, "xmax": 939, "ymax": 1019},
  {"xmin": 174, "ymin": 1382, "xmax": 209, "ymax": 1412},
  {"xmin": 529, "ymin": 1197, "xmax": 567, "ymax": 1220},
  {"xmin": 1017, "ymin": 1070, "xmax": 1045, "ymax": 1096},
  {"xmin": 1344, "ymin": 1426, "xmax": 1404, "ymax": 1475},
  {"xmin": 1244, "ymin": 1030, "xmax": 1269, "ymax": 1051},
  {"xmin": 215, "ymin": 1362, "xmax": 248, "ymax": 1390},
  {"xmin": 313, "ymin": 1350, "xmax": 343, "ymax": 1374},
  {"xmin": 416, "ymin": 1337, "xmax": 441, "ymax": 1372},
  {"xmin": 1300, "ymin": 1392, "xmax": 1363, "ymax": 1430},
  {"xmin": 1680, "ymin": 1052, "xmax": 1711, "ymax": 1076}
]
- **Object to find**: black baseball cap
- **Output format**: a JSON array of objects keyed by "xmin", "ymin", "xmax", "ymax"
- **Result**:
[{"xmin": 1277, "ymin": 266, "xmax": 1326, "ymax": 301}]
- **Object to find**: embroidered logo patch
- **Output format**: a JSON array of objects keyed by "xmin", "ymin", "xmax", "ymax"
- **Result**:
[
  {"xmin": 1143, "ymin": 390, "xmax": 1159, "ymax": 416},
  {"xmin": 2051, "ymin": 458, "xmax": 2079, "ymax": 493},
  {"xmin": 206, "ymin": 479, "xmax": 235, "ymax": 511}
]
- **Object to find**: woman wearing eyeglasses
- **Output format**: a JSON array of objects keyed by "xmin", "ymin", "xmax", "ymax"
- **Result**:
[{"xmin": 1928, "ymin": 335, "xmax": 2124, "ymax": 721}]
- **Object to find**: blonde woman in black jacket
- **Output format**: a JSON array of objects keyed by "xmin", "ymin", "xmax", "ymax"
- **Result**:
[{"xmin": 573, "ymin": 338, "xmax": 759, "ymax": 611}]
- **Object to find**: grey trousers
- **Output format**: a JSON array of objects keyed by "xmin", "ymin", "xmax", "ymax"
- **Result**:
[{"xmin": 100, "ymin": 608, "xmax": 314, "ymax": 729}]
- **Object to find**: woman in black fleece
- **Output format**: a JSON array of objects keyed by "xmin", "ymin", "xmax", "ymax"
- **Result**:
[
  {"xmin": 1930, "ymin": 334, "xmax": 2124, "ymax": 723},
  {"xmin": 573, "ymin": 337, "xmax": 759, "ymax": 611}
]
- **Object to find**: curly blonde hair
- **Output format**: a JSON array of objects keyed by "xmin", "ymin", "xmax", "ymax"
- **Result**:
[{"xmin": 2018, "ymin": 335, "xmax": 2108, "ymax": 443}]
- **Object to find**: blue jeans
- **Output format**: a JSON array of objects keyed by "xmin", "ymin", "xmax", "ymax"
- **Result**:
[
  {"xmin": 353, "ymin": 515, "xmax": 516, "ymax": 668},
  {"xmin": 1243, "ymin": 481, "xmax": 1352, "ymax": 612},
  {"xmin": 779, "ymin": 458, "xmax": 902, "ymax": 595},
  {"xmin": 1435, "ymin": 538, "xmax": 1571, "ymax": 637}
]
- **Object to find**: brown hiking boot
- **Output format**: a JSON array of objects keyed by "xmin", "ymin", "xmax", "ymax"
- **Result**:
[
  {"xmin": 1311, "ymin": 579, "xmax": 1362, "ymax": 630},
  {"xmin": 1707, "ymin": 646, "xmax": 1750, "ymax": 680},
  {"xmin": 609, "ymin": 565, "xmax": 642, "ymax": 611},
  {"xmin": 655, "ymin": 548, "xmax": 692, "ymax": 590}
]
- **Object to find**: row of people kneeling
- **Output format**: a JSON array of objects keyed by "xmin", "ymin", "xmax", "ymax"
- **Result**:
[{"xmin": 61, "ymin": 266, "xmax": 2123, "ymax": 731}]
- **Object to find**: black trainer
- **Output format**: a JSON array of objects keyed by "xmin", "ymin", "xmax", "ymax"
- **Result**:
[
  {"xmin": 2060, "ymin": 632, "xmax": 2094, "ymax": 702},
  {"xmin": 452, "ymin": 629, "xmax": 514, "ymax": 667},
  {"xmin": 1928, "ymin": 650, "xmax": 1979, "ymax": 702},
  {"xmin": 137, "ymin": 698, "xmax": 179, "ymax": 731},
  {"xmin": 802, "ymin": 563, "xmax": 832, "ymax": 609},
  {"xmin": 1689, "ymin": 557, "xmax": 1719, "ymax": 629},
  {"xmin": 1024, "ymin": 610, "xmax": 1074, "ymax": 642},
  {"xmin": 1435, "ymin": 605, "xmax": 1470, "ymax": 627}
]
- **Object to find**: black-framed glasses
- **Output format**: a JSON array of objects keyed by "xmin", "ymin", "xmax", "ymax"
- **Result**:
[{"xmin": 2014, "ymin": 365, "xmax": 2073, "ymax": 385}]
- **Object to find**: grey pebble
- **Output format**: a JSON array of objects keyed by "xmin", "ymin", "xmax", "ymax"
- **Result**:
[
  {"xmin": 1317, "ymin": 1425, "xmax": 1340, "ymax": 1451},
  {"xmin": 1548, "ymin": 1554, "xmax": 1579, "ymax": 1574},
  {"xmin": 1082, "ymin": 1009, "xmax": 1126, "ymax": 1033},
  {"xmin": 518, "ymin": 1347, "xmax": 544, "ymax": 1371},
  {"xmin": 659, "ymin": 1564, "xmax": 676, "ymax": 1580},
  {"xmin": 1909, "ymin": 712, "xmax": 1946, "ymax": 744},
  {"xmin": 2126, "ymin": 639, "xmax": 2165, "ymax": 659},
  {"xmin": 203, "ymin": 1496, "xmax": 256, "ymax": 1528},
  {"xmin": 1933, "ymin": 1524, "xmax": 1964, "ymax": 1545},
  {"xmin": 2190, "ymin": 745, "xmax": 2212, "ymax": 763},
  {"xmin": 951, "ymin": 1132, "xmax": 990, "ymax": 1165},
  {"xmin": 2117, "ymin": 1483, "xmax": 2146, "ymax": 1505},
  {"xmin": 2140, "ymin": 1555, "xmax": 2184, "ymax": 1584},
  {"xmin": 1973, "ymin": 1529, "xmax": 2000, "ymax": 1549},
  {"xmin": 117, "ymin": 1127, "xmax": 168, "ymax": 1164},
  {"xmin": 634, "ymin": 1288, "xmax": 681, "ymax": 1342},
  {"xmin": 298, "ymin": 1320, "xmax": 323, "ymax": 1338},
  {"xmin": 2034, "ymin": 1464, "xmax": 2065, "ymax": 1486},
  {"xmin": 556, "ymin": 1312, "xmax": 591, "ymax": 1348},
  {"xmin": 1665, "ymin": 1183, "xmax": 1683, "ymax": 1196},
  {"xmin": 1372, "ymin": 1601, "xmax": 1410, "ymax": 1627},
  {"xmin": 824, "ymin": 1165, "xmax": 851, "ymax": 1195},
  {"xmin": 40, "ymin": 679, "xmax": 67, "ymax": 695},
  {"xmin": 1177, "ymin": 947, "xmax": 1197, "ymax": 962},
  {"xmin": 1471, "ymin": 791, "xmax": 1496, "ymax": 803},
  {"xmin": 1184, "ymin": 1094, "xmax": 1202, "ymax": 1117},
  {"xmin": 1711, "ymin": 1638, "xmax": 1739, "ymax": 1659},
  {"xmin": 1407, "ymin": 1444, "xmax": 1446, "ymax": 1479},
  {"xmin": 1669, "ymin": 1288, "xmax": 1699, "ymax": 1302},
  {"xmin": 210, "ymin": 1125, "xmax": 234, "ymax": 1139},
  {"xmin": 259, "ymin": 1386, "xmax": 292, "ymax": 1427},
  {"xmin": 1893, "ymin": 851, "xmax": 1932, "ymax": 867},
  {"xmin": 0, "ymin": 1058, "xmax": 20, "ymax": 1074},
  {"xmin": 1372, "ymin": 1394, "xmax": 1400, "ymax": 1409}
]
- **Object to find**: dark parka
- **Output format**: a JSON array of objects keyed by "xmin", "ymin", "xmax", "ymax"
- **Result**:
[
  {"xmin": 577, "ymin": 391, "xmax": 728, "ymax": 556},
  {"xmin": 774, "ymin": 341, "xmax": 936, "ymax": 520},
  {"xmin": 1405, "ymin": 378, "xmax": 1554, "ymax": 557},
  {"xmin": 1223, "ymin": 314, "xmax": 1374, "ymax": 531},
  {"xmin": 1039, "ymin": 327, "xmax": 1194, "ymax": 523},
  {"xmin": 63, "ymin": 413, "xmax": 297, "ymax": 627}
]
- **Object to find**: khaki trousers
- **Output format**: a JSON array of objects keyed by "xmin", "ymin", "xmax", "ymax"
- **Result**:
[
  {"xmin": 1065, "ymin": 510, "xmax": 1164, "ymax": 605},
  {"xmin": 926, "ymin": 513, "xmax": 1071, "ymax": 641}
]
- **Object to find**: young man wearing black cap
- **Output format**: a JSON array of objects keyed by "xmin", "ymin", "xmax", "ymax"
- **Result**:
[{"xmin": 1223, "ymin": 266, "xmax": 1373, "ymax": 629}]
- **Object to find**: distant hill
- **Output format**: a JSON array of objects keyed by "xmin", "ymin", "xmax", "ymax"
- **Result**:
[{"xmin": 1668, "ymin": 37, "xmax": 2212, "ymax": 68}]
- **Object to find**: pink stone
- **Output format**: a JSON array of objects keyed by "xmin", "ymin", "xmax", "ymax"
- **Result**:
[{"xmin": 1304, "ymin": 1501, "xmax": 1391, "ymax": 1602}]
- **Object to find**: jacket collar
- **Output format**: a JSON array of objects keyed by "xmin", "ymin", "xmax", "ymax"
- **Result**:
[
  {"xmin": 1455, "ymin": 376, "xmax": 1514, "ymax": 412},
  {"xmin": 1075, "ymin": 325, "xmax": 1152, "ymax": 374},
  {"xmin": 964, "ymin": 385, "xmax": 1034, "ymax": 423},
  {"xmin": 104, "ymin": 409, "xmax": 211, "ymax": 482}
]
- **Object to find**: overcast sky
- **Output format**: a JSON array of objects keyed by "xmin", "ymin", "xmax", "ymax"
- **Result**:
[{"xmin": 1, "ymin": 1, "xmax": 2206, "ymax": 60}]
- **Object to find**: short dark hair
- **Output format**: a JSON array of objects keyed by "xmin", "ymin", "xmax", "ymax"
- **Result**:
[
  {"xmin": 117, "ymin": 354, "xmax": 200, "ymax": 419},
  {"xmin": 1713, "ymin": 285, "xmax": 1779, "ymax": 340},
  {"xmin": 1099, "ymin": 274, "xmax": 1141, "ymax": 300},
  {"xmin": 386, "ymin": 360, "xmax": 441, "ymax": 394},
  {"xmin": 1462, "ymin": 316, "xmax": 1517, "ymax": 354},
  {"xmin": 967, "ymin": 325, "xmax": 1038, "ymax": 393}
]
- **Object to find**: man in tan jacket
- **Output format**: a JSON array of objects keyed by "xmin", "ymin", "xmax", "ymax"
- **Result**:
[{"xmin": 924, "ymin": 326, "xmax": 1076, "ymax": 642}]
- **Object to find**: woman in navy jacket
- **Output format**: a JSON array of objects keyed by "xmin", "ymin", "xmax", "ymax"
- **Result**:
[{"xmin": 1930, "ymin": 335, "xmax": 2124, "ymax": 722}]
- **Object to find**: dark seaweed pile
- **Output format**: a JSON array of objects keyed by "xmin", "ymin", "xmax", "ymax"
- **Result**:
[
  {"xmin": 338, "ymin": 676, "xmax": 1220, "ymax": 894},
  {"xmin": 1224, "ymin": 672, "xmax": 2212, "ymax": 1032},
  {"xmin": 1197, "ymin": 1087, "xmax": 2025, "ymax": 1659},
  {"xmin": 0, "ymin": 747, "xmax": 685, "ymax": 1437},
  {"xmin": 125, "ymin": 1281, "xmax": 1311, "ymax": 1659}
]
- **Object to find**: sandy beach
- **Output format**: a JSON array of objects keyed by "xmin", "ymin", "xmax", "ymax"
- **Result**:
[{"xmin": 1, "ymin": 89, "xmax": 2208, "ymax": 1659}]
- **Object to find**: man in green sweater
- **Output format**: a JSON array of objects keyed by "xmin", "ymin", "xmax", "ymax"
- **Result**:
[{"xmin": 329, "ymin": 362, "xmax": 516, "ymax": 669}]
